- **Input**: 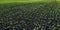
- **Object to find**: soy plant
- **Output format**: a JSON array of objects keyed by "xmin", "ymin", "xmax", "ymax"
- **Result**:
[{"xmin": 0, "ymin": 0, "xmax": 59, "ymax": 30}]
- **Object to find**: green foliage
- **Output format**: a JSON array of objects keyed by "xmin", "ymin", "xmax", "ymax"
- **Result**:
[{"xmin": 0, "ymin": 1, "xmax": 60, "ymax": 30}]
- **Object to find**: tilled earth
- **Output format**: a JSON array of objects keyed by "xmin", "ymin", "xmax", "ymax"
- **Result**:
[{"xmin": 0, "ymin": 2, "xmax": 60, "ymax": 30}]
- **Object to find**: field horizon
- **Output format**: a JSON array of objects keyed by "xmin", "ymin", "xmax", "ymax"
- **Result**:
[{"xmin": 0, "ymin": 0, "xmax": 57, "ymax": 4}]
